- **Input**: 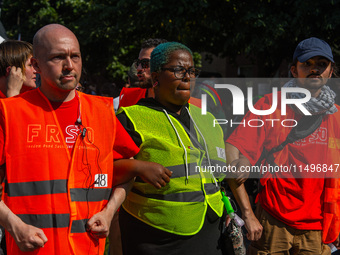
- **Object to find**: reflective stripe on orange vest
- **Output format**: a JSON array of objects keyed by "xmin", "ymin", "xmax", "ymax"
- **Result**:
[{"xmin": 6, "ymin": 179, "xmax": 112, "ymax": 201}]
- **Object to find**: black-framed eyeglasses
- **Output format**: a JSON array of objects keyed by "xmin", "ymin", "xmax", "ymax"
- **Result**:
[
  {"xmin": 161, "ymin": 66, "xmax": 201, "ymax": 79},
  {"xmin": 134, "ymin": 58, "xmax": 150, "ymax": 69}
]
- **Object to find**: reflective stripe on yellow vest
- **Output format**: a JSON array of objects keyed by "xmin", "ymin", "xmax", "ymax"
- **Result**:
[
  {"xmin": 118, "ymin": 104, "xmax": 225, "ymax": 235},
  {"xmin": 2, "ymin": 89, "xmax": 115, "ymax": 255}
]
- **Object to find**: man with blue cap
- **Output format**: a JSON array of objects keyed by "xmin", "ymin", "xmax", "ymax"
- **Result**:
[{"xmin": 226, "ymin": 37, "xmax": 340, "ymax": 255}]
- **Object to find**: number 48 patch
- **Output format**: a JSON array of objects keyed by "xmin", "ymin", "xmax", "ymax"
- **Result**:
[{"xmin": 94, "ymin": 174, "xmax": 108, "ymax": 187}]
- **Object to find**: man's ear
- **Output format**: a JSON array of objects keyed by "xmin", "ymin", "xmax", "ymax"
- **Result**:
[
  {"xmin": 329, "ymin": 67, "xmax": 334, "ymax": 78},
  {"xmin": 290, "ymin": 65, "xmax": 298, "ymax": 78},
  {"xmin": 31, "ymin": 57, "xmax": 41, "ymax": 73}
]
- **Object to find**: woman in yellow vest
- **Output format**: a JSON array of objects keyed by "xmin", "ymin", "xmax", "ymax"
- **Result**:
[{"xmin": 117, "ymin": 42, "xmax": 227, "ymax": 255}]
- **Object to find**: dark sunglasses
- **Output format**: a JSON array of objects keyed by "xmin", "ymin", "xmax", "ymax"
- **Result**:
[{"xmin": 134, "ymin": 58, "xmax": 150, "ymax": 69}]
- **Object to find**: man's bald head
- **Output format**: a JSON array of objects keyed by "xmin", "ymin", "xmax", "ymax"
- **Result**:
[
  {"xmin": 33, "ymin": 24, "xmax": 79, "ymax": 59},
  {"xmin": 31, "ymin": 24, "xmax": 82, "ymax": 102}
]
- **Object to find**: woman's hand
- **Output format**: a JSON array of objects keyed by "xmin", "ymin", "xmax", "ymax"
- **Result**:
[
  {"xmin": 6, "ymin": 66, "xmax": 25, "ymax": 97},
  {"xmin": 137, "ymin": 161, "xmax": 172, "ymax": 189}
]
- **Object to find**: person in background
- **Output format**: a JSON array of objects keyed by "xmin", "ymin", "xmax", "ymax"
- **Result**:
[
  {"xmin": 118, "ymin": 38, "xmax": 167, "ymax": 108},
  {"xmin": 0, "ymin": 39, "xmax": 38, "ymax": 255},
  {"xmin": 226, "ymin": 37, "xmax": 340, "ymax": 255},
  {"xmin": 0, "ymin": 40, "xmax": 37, "ymax": 98}
]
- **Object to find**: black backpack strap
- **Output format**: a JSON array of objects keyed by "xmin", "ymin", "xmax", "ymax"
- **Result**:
[
  {"xmin": 285, "ymin": 114, "xmax": 323, "ymax": 143},
  {"xmin": 256, "ymin": 114, "xmax": 324, "ymax": 166}
]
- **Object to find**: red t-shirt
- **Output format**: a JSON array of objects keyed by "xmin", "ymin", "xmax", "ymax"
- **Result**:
[
  {"xmin": 227, "ymin": 92, "xmax": 340, "ymax": 230},
  {"xmin": 119, "ymin": 87, "xmax": 147, "ymax": 108},
  {"xmin": 0, "ymin": 91, "xmax": 6, "ymax": 99},
  {"xmin": 50, "ymin": 96, "xmax": 79, "ymax": 154}
]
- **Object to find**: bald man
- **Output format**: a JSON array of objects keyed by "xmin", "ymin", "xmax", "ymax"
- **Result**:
[{"xmin": 0, "ymin": 24, "xmax": 142, "ymax": 254}]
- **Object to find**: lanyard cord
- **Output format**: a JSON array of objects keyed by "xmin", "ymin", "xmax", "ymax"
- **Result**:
[
  {"xmin": 185, "ymin": 107, "xmax": 218, "ymax": 188},
  {"xmin": 162, "ymin": 109, "xmax": 189, "ymax": 182}
]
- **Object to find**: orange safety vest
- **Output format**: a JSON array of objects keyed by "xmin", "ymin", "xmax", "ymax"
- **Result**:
[
  {"xmin": 1, "ymin": 89, "xmax": 116, "ymax": 254},
  {"xmin": 323, "ymin": 168, "xmax": 340, "ymax": 244}
]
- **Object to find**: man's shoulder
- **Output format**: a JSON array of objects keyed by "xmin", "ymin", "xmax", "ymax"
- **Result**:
[
  {"xmin": 119, "ymin": 87, "xmax": 147, "ymax": 108},
  {"xmin": 1, "ymin": 89, "xmax": 40, "ymax": 105},
  {"xmin": 80, "ymin": 92, "xmax": 113, "ymax": 104},
  {"xmin": 120, "ymin": 87, "xmax": 147, "ymax": 96},
  {"xmin": 329, "ymin": 103, "xmax": 340, "ymax": 118}
]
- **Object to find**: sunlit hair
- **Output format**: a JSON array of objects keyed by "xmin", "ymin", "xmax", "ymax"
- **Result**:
[
  {"xmin": 150, "ymin": 42, "xmax": 193, "ymax": 73},
  {"xmin": 0, "ymin": 40, "xmax": 33, "ymax": 77}
]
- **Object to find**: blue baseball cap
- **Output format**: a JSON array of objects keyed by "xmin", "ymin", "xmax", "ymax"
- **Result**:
[{"xmin": 293, "ymin": 37, "xmax": 334, "ymax": 63}]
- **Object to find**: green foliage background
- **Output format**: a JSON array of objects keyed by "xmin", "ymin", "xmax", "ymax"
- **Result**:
[{"xmin": 2, "ymin": 0, "xmax": 340, "ymax": 85}]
